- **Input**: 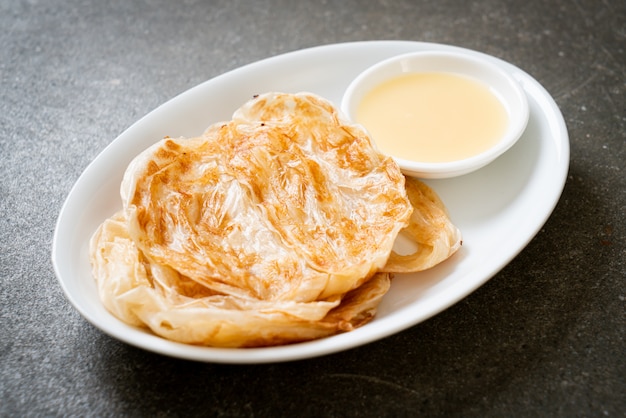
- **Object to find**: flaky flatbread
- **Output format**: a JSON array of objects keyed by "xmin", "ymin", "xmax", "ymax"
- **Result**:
[{"xmin": 90, "ymin": 92, "xmax": 461, "ymax": 347}]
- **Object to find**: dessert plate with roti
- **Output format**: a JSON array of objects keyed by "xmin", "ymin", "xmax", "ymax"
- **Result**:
[{"xmin": 52, "ymin": 41, "xmax": 569, "ymax": 363}]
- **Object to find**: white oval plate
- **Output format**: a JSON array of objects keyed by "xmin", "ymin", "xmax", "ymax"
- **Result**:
[{"xmin": 52, "ymin": 41, "xmax": 569, "ymax": 364}]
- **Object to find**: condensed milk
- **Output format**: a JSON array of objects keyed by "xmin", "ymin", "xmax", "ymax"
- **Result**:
[{"xmin": 356, "ymin": 72, "xmax": 508, "ymax": 163}]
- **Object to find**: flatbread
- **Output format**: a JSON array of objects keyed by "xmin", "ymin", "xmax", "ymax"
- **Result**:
[{"xmin": 90, "ymin": 92, "xmax": 461, "ymax": 347}]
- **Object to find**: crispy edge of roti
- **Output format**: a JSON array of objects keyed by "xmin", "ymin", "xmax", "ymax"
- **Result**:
[{"xmin": 382, "ymin": 177, "xmax": 462, "ymax": 273}]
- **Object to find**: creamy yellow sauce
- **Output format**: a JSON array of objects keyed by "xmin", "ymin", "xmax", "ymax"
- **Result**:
[{"xmin": 356, "ymin": 72, "xmax": 508, "ymax": 163}]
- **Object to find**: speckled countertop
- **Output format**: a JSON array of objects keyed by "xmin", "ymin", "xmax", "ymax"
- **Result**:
[{"xmin": 1, "ymin": 0, "xmax": 624, "ymax": 416}]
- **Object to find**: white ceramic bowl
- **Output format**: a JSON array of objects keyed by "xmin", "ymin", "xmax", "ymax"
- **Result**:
[{"xmin": 341, "ymin": 50, "xmax": 529, "ymax": 178}]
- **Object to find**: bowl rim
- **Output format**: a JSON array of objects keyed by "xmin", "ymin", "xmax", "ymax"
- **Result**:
[{"xmin": 340, "ymin": 50, "xmax": 530, "ymax": 178}]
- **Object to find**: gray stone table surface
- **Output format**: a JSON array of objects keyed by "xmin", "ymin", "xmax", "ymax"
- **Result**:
[{"xmin": 1, "ymin": 0, "xmax": 624, "ymax": 416}]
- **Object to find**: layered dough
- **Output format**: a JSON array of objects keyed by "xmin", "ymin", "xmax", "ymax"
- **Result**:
[{"xmin": 90, "ymin": 92, "xmax": 461, "ymax": 347}]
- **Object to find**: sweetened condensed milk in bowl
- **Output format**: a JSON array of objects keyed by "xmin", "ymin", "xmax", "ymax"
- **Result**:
[{"xmin": 341, "ymin": 50, "xmax": 529, "ymax": 178}]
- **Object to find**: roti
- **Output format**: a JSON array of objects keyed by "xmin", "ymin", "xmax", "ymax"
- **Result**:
[{"xmin": 90, "ymin": 92, "xmax": 461, "ymax": 347}]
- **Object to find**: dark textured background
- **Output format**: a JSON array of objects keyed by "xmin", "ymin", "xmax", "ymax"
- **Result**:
[{"xmin": 1, "ymin": 0, "xmax": 624, "ymax": 416}]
